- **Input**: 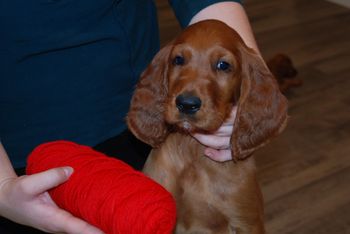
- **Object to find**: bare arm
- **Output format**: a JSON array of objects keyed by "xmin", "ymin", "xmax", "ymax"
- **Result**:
[{"xmin": 190, "ymin": 1, "xmax": 259, "ymax": 52}]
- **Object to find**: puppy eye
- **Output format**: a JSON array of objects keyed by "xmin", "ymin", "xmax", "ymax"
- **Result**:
[
  {"xmin": 173, "ymin": 55, "xmax": 185, "ymax": 66},
  {"xmin": 216, "ymin": 60, "xmax": 231, "ymax": 71}
]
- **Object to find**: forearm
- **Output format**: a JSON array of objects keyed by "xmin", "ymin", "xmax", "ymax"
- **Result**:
[
  {"xmin": 189, "ymin": 1, "xmax": 259, "ymax": 53},
  {"xmin": 0, "ymin": 142, "xmax": 17, "ymax": 181}
]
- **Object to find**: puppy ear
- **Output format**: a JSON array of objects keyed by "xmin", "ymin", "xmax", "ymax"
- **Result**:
[
  {"xmin": 231, "ymin": 46, "xmax": 288, "ymax": 160},
  {"xmin": 127, "ymin": 43, "xmax": 173, "ymax": 147}
]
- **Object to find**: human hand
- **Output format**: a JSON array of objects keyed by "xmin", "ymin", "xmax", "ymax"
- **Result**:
[
  {"xmin": 192, "ymin": 106, "xmax": 237, "ymax": 162},
  {"xmin": 0, "ymin": 167, "xmax": 104, "ymax": 234}
]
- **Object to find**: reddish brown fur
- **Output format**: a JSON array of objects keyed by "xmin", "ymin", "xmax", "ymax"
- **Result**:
[{"xmin": 127, "ymin": 20, "xmax": 288, "ymax": 233}]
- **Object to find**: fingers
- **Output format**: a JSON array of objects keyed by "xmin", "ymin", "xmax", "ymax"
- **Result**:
[
  {"xmin": 192, "ymin": 134, "xmax": 233, "ymax": 161},
  {"xmin": 191, "ymin": 106, "xmax": 237, "ymax": 162},
  {"xmin": 0, "ymin": 167, "xmax": 104, "ymax": 234},
  {"xmin": 191, "ymin": 117, "xmax": 233, "ymax": 149},
  {"xmin": 49, "ymin": 209, "xmax": 104, "ymax": 234},
  {"xmin": 21, "ymin": 167, "xmax": 73, "ymax": 196},
  {"xmin": 204, "ymin": 148, "xmax": 232, "ymax": 162},
  {"xmin": 191, "ymin": 105, "xmax": 236, "ymax": 147},
  {"xmin": 23, "ymin": 169, "xmax": 104, "ymax": 234},
  {"xmin": 211, "ymin": 124, "xmax": 233, "ymax": 137},
  {"xmin": 225, "ymin": 105, "xmax": 238, "ymax": 123},
  {"xmin": 192, "ymin": 133, "xmax": 230, "ymax": 150},
  {"xmin": 212, "ymin": 106, "xmax": 237, "ymax": 130}
]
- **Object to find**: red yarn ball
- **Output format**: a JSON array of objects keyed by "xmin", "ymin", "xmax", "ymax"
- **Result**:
[{"xmin": 26, "ymin": 141, "xmax": 176, "ymax": 234}]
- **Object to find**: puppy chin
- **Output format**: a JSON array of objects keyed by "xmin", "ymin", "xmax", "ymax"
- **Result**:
[
  {"xmin": 176, "ymin": 120, "xmax": 216, "ymax": 135},
  {"xmin": 178, "ymin": 121, "xmax": 193, "ymax": 132}
]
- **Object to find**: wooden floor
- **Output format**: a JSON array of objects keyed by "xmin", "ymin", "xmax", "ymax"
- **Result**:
[{"xmin": 155, "ymin": 0, "xmax": 350, "ymax": 233}]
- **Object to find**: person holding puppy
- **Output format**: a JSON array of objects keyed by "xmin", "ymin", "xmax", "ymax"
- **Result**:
[{"xmin": 0, "ymin": 1, "xmax": 259, "ymax": 233}]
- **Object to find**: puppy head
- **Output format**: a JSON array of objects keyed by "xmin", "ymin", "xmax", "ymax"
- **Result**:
[
  {"xmin": 127, "ymin": 20, "xmax": 288, "ymax": 160},
  {"xmin": 164, "ymin": 19, "xmax": 244, "ymax": 134}
]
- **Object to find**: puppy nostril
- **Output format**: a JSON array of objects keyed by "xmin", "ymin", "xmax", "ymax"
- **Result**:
[{"xmin": 176, "ymin": 94, "xmax": 201, "ymax": 115}]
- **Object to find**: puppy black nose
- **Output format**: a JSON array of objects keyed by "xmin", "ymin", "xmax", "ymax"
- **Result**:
[{"xmin": 176, "ymin": 94, "xmax": 201, "ymax": 115}]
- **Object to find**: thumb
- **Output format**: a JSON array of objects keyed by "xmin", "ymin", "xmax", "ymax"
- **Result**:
[{"xmin": 23, "ymin": 167, "xmax": 73, "ymax": 196}]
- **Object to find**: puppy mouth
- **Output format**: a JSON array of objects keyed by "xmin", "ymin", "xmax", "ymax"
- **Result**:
[
  {"xmin": 167, "ymin": 112, "xmax": 203, "ymax": 133},
  {"xmin": 178, "ymin": 120, "xmax": 194, "ymax": 132},
  {"xmin": 168, "ymin": 112, "xmax": 196, "ymax": 132},
  {"xmin": 172, "ymin": 114, "xmax": 219, "ymax": 134}
]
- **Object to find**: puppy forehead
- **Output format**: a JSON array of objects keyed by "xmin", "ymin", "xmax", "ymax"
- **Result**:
[
  {"xmin": 171, "ymin": 43, "xmax": 233, "ymax": 59},
  {"xmin": 174, "ymin": 20, "xmax": 242, "ymax": 51}
]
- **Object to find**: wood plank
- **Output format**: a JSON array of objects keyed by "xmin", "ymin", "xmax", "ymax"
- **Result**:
[
  {"xmin": 264, "ymin": 166, "xmax": 350, "ymax": 233},
  {"xmin": 292, "ymin": 201, "xmax": 350, "ymax": 234},
  {"xmin": 245, "ymin": 0, "xmax": 350, "ymax": 34}
]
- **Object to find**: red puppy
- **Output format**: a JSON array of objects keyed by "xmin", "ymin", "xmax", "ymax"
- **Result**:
[{"xmin": 127, "ymin": 20, "xmax": 288, "ymax": 234}]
